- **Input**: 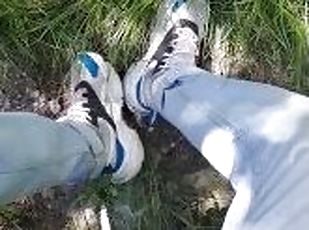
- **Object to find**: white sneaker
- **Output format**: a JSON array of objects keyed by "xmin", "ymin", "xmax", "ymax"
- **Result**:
[
  {"xmin": 124, "ymin": 0, "xmax": 209, "ymax": 119},
  {"xmin": 59, "ymin": 52, "xmax": 144, "ymax": 184}
]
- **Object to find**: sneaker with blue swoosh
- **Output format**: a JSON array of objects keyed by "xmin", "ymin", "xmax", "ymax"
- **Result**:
[
  {"xmin": 59, "ymin": 52, "xmax": 144, "ymax": 183},
  {"xmin": 124, "ymin": 0, "xmax": 208, "ymax": 121}
]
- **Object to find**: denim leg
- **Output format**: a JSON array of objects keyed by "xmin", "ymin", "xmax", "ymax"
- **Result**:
[
  {"xmin": 148, "ymin": 66, "xmax": 309, "ymax": 229},
  {"xmin": 0, "ymin": 112, "xmax": 106, "ymax": 205}
]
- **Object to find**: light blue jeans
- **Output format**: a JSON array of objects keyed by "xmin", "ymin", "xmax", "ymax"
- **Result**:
[
  {"xmin": 0, "ymin": 113, "xmax": 106, "ymax": 205},
  {"xmin": 148, "ymin": 65, "xmax": 309, "ymax": 230}
]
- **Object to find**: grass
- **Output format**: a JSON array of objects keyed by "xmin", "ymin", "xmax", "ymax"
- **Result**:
[
  {"xmin": 208, "ymin": 0, "xmax": 308, "ymax": 90},
  {"xmin": 0, "ymin": 0, "xmax": 159, "ymax": 90},
  {"xmin": 78, "ymin": 155, "xmax": 213, "ymax": 229},
  {"xmin": 0, "ymin": 0, "xmax": 308, "ymax": 229},
  {"xmin": 0, "ymin": 0, "xmax": 308, "ymax": 89}
]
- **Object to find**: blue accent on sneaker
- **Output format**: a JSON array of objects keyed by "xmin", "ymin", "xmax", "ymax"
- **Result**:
[
  {"xmin": 143, "ymin": 110, "xmax": 158, "ymax": 126},
  {"xmin": 172, "ymin": 0, "xmax": 187, "ymax": 12},
  {"xmin": 136, "ymin": 78, "xmax": 152, "ymax": 113},
  {"xmin": 78, "ymin": 53, "xmax": 99, "ymax": 78},
  {"xmin": 103, "ymin": 139, "xmax": 125, "ymax": 174},
  {"xmin": 161, "ymin": 79, "xmax": 183, "ymax": 109},
  {"xmin": 136, "ymin": 78, "xmax": 158, "ymax": 126}
]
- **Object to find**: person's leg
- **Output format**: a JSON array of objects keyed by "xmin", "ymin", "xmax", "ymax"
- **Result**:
[
  {"xmin": 124, "ymin": 1, "xmax": 309, "ymax": 229},
  {"xmin": 145, "ymin": 67, "xmax": 309, "ymax": 230},
  {"xmin": 0, "ymin": 112, "xmax": 105, "ymax": 204},
  {"xmin": 0, "ymin": 52, "xmax": 144, "ymax": 205}
]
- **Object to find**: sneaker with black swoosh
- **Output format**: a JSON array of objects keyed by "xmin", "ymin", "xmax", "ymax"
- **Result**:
[
  {"xmin": 59, "ymin": 52, "xmax": 144, "ymax": 183},
  {"xmin": 124, "ymin": 0, "xmax": 208, "ymax": 122}
]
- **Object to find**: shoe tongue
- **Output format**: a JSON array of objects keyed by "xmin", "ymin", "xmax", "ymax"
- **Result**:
[{"xmin": 75, "ymin": 80, "xmax": 117, "ymax": 129}]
